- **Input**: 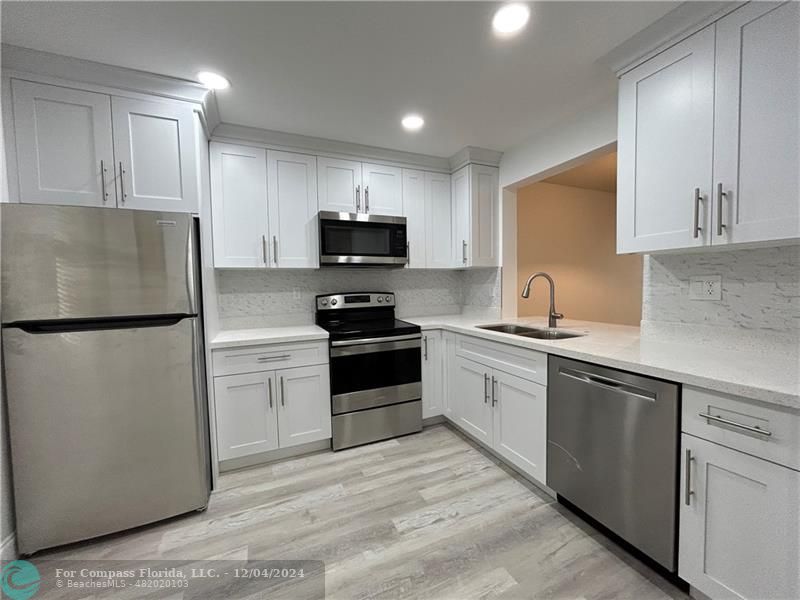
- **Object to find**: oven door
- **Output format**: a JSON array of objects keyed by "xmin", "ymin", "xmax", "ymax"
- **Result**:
[
  {"xmin": 319, "ymin": 211, "xmax": 408, "ymax": 266},
  {"xmin": 329, "ymin": 333, "xmax": 421, "ymax": 414}
]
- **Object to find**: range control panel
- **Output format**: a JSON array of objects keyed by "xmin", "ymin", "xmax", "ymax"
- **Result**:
[{"xmin": 316, "ymin": 292, "xmax": 395, "ymax": 310}]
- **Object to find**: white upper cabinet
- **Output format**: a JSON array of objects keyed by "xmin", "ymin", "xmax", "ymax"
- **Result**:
[
  {"xmin": 402, "ymin": 169, "xmax": 427, "ymax": 268},
  {"xmin": 362, "ymin": 162, "xmax": 403, "ymax": 216},
  {"xmin": 452, "ymin": 164, "xmax": 499, "ymax": 267},
  {"xmin": 425, "ymin": 172, "xmax": 454, "ymax": 268},
  {"xmin": 617, "ymin": 26, "xmax": 715, "ymax": 253},
  {"xmin": 11, "ymin": 80, "xmax": 115, "ymax": 207},
  {"xmin": 713, "ymin": 1, "xmax": 800, "ymax": 245},
  {"xmin": 317, "ymin": 157, "xmax": 362, "ymax": 213},
  {"xmin": 111, "ymin": 97, "xmax": 198, "ymax": 213},
  {"xmin": 9, "ymin": 79, "xmax": 200, "ymax": 212},
  {"xmin": 402, "ymin": 169, "xmax": 453, "ymax": 269},
  {"xmin": 267, "ymin": 151, "xmax": 318, "ymax": 268},
  {"xmin": 210, "ymin": 142, "xmax": 269, "ymax": 268},
  {"xmin": 618, "ymin": 3, "xmax": 799, "ymax": 253}
]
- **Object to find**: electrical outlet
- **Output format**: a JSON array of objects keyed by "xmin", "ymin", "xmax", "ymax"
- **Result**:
[
  {"xmin": 689, "ymin": 275, "xmax": 722, "ymax": 301},
  {"xmin": 292, "ymin": 287, "xmax": 302, "ymax": 300}
]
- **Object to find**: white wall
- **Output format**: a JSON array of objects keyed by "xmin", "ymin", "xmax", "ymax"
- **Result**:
[{"xmin": 498, "ymin": 93, "xmax": 618, "ymax": 190}]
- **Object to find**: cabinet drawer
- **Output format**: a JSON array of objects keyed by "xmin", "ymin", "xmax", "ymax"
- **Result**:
[
  {"xmin": 455, "ymin": 334, "xmax": 547, "ymax": 385},
  {"xmin": 683, "ymin": 386, "xmax": 800, "ymax": 471},
  {"xmin": 212, "ymin": 340, "xmax": 328, "ymax": 376}
]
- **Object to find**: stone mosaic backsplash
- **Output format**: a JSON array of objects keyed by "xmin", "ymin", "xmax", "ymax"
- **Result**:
[
  {"xmin": 642, "ymin": 245, "xmax": 799, "ymax": 345},
  {"xmin": 217, "ymin": 267, "xmax": 502, "ymax": 329}
]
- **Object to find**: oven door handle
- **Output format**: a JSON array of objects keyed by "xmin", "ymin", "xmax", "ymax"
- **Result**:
[{"xmin": 331, "ymin": 333, "xmax": 421, "ymax": 347}]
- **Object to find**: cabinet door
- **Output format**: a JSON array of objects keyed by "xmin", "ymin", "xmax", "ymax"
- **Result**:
[
  {"xmin": 214, "ymin": 372, "xmax": 278, "ymax": 461},
  {"xmin": 421, "ymin": 331, "xmax": 442, "ymax": 418},
  {"xmin": 268, "ymin": 151, "xmax": 319, "ymax": 268},
  {"xmin": 111, "ymin": 97, "xmax": 198, "ymax": 212},
  {"xmin": 210, "ymin": 142, "xmax": 269, "ymax": 268},
  {"xmin": 452, "ymin": 166, "xmax": 470, "ymax": 267},
  {"xmin": 713, "ymin": 2, "xmax": 800, "ymax": 245},
  {"xmin": 11, "ymin": 80, "xmax": 115, "ymax": 207},
  {"xmin": 492, "ymin": 371, "xmax": 547, "ymax": 484},
  {"xmin": 453, "ymin": 356, "xmax": 492, "ymax": 445},
  {"xmin": 617, "ymin": 27, "xmax": 715, "ymax": 253},
  {"xmin": 317, "ymin": 157, "xmax": 362, "ymax": 213},
  {"xmin": 402, "ymin": 169, "xmax": 426, "ymax": 268},
  {"xmin": 680, "ymin": 434, "xmax": 800, "ymax": 600},
  {"xmin": 441, "ymin": 332, "xmax": 456, "ymax": 420},
  {"xmin": 276, "ymin": 364, "xmax": 331, "ymax": 449},
  {"xmin": 362, "ymin": 163, "xmax": 403, "ymax": 215},
  {"xmin": 469, "ymin": 165, "xmax": 499, "ymax": 267},
  {"xmin": 425, "ymin": 172, "xmax": 454, "ymax": 268}
]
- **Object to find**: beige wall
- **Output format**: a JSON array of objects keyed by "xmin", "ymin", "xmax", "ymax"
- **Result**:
[{"xmin": 517, "ymin": 182, "xmax": 642, "ymax": 326}]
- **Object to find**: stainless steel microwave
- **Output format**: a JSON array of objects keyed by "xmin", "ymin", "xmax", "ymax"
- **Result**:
[{"xmin": 318, "ymin": 211, "xmax": 408, "ymax": 267}]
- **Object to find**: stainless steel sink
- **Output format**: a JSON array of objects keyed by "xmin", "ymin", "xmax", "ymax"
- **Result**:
[
  {"xmin": 476, "ymin": 324, "xmax": 540, "ymax": 335},
  {"xmin": 476, "ymin": 323, "xmax": 585, "ymax": 340}
]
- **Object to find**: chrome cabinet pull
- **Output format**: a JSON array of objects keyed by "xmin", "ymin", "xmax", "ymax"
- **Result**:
[
  {"xmin": 423, "ymin": 335, "xmax": 428, "ymax": 360},
  {"xmin": 716, "ymin": 183, "xmax": 727, "ymax": 236},
  {"xmin": 256, "ymin": 355, "xmax": 290, "ymax": 363},
  {"xmin": 261, "ymin": 235, "xmax": 268, "ymax": 264},
  {"xmin": 693, "ymin": 188, "xmax": 703, "ymax": 239},
  {"xmin": 483, "ymin": 373, "xmax": 490, "ymax": 404},
  {"xmin": 273, "ymin": 235, "xmax": 278, "ymax": 266},
  {"xmin": 491, "ymin": 376, "xmax": 497, "ymax": 406},
  {"xmin": 119, "ymin": 162, "xmax": 126, "ymax": 204},
  {"xmin": 462, "ymin": 240, "xmax": 467, "ymax": 264},
  {"xmin": 698, "ymin": 412, "xmax": 772, "ymax": 437},
  {"xmin": 365, "ymin": 185, "xmax": 369, "ymax": 213},
  {"xmin": 684, "ymin": 449, "xmax": 694, "ymax": 506},
  {"xmin": 280, "ymin": 376, "xmax": 285, "ymax": 407},
  {"xmin": 355, "ymin": 185, "xmax": 361, "ymax": 212},
  {"xmin": 100, "ymin": 160, "xmax": 108, "ymax": 203},
  {"xmin": 268, "ymin": 377, "xmax": 274, "ymax": 409}
]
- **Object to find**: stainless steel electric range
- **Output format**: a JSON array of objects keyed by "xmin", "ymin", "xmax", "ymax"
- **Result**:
[{"xmin": 315, "ymin": 292, "xmax": 422, "ymax": 450}]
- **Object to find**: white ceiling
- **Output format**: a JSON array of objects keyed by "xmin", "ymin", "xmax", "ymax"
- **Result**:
[{"xmin": 1, "ymin": 1, "xmax": 679, "ymax": 157}]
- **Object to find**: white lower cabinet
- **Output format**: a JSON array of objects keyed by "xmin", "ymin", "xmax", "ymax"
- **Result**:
[
  {"xmin": 212, "ymin": 344, "xmax": 331, "ymax": 465},
  {"xmin": 275, "ymin": 364, "xmax": 331, "ymax": 449},
  {"xmin": 214, "ymin": 371, "xmax": 278, "ymax": 460},
  {"xmin": 452, "ymin": 349, "xmax": 547, "ymax": 485},
  {"xmin": 441, "ymin": 332, "xmax": 456, "ymax": 420},
  {"xmin": 679, "ymin": 434, "xmax": 799, "ymax": 600},
  {"xmin": 421, "ymin": 331, "xmax": 442, "ymax": 418},
  {"xmin": 492, "ymin": 370, "xmax": 547, "ymax": 484}
]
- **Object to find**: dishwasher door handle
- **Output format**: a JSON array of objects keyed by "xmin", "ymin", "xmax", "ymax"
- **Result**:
[{"xmin": 558, "ymin": 367, "xmax": 657, "ymax": 402}]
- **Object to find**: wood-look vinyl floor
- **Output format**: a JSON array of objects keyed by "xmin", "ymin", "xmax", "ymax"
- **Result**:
[{"xmin": 39, "ymin": 425, "xmax": 689, "ymax": 599}]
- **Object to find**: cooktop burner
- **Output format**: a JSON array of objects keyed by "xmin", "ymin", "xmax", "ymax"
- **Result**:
[{"xmin": 315, "ymin": 292, "xmax": 421, "ymax": 341}]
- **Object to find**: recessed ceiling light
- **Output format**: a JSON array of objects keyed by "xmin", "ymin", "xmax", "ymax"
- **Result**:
[
  {"xmin": 492, "ymin": 3, "xmax": 530, "ymax": 36},
  {"xmin": 197, "ymin": 71, "xmax": 230, "ymax": 90},
  {"xmin": 401, "ymin": 114, "xmax": 425, "ymax": 131}
]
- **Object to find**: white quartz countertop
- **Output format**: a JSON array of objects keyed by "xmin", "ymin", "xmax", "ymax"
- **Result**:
[
  {"xmin": 405, "ymin": 314, "xmax": 800, "ymax": 411},
  {"xmin": 209, "ymin": 325, "xmax": 328, "ymax": 350}
]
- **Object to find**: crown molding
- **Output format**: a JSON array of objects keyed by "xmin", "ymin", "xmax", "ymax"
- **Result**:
[
  {"xmin": 212, "ymin": 122, "xmax": 454, "ymax": 172},
  {"xmin": 1, "ymin": 44, "xmax": 220, "ymax": 132},
  {"xmin": 599, "ymin": 1, "xmax": 745, "ymax": 76},
  {"xmin": 449, "ymin": 146, "xmax": 503, "ymax": 171}
]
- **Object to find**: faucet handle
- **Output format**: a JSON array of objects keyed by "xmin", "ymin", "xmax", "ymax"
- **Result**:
[{"xmin": 552, "ymin": 312, "xmax": 564, "ymax": 320}]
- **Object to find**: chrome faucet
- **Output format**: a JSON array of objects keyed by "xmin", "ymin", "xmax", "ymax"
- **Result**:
[{"xmin": 521, "ymin": 272, "xmax": 564, "ymax": 328}]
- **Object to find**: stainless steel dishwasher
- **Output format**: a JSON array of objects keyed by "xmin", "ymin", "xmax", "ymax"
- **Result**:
[{"xmin": 548, "ymin": 356, "xmax": 680, "ymax": 572}]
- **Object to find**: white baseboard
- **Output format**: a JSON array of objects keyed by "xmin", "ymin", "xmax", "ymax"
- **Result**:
[{"xmin": 0, "ymin": 532, "xmax": 17, "ymax": 560}]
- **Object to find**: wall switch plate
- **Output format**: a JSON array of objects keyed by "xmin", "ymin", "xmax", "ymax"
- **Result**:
[{"xmin": 689, "ymin": 275, "xmax": 722, "ymax": 301}]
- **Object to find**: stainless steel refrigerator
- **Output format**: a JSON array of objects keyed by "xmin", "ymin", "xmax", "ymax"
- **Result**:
[{"xmin": 1, "ymin": 204, "xmax": 211, "ymax": 555}]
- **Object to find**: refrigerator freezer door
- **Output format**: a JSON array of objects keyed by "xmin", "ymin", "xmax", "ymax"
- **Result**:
[
  {"xmin": 3, "ymin": 317, "xmax": 210, "ymax": 554},
  {"xmin": 1, "ymin": 204, "xmax": 197, "ymax": 323}
]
